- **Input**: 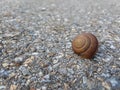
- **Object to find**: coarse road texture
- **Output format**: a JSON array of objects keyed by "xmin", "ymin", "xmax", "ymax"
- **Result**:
[{"xmin": 0, "ymin": 0, "xmax": 120, "ymax": 90}]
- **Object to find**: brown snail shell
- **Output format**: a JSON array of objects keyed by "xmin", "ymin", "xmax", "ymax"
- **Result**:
[{"xmin": 72, "ymin": 33, "xmax": 98, "ymax": 59}]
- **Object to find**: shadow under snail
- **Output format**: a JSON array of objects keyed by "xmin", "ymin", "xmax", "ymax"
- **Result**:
[{"xmin": 72, "ymin": 33, "xmax": 98, "ymax": 59}]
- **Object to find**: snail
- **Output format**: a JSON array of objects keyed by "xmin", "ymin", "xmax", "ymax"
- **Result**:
[{"xmin": 72, "ymin": 33, "xmax": 98, "ymax": 59}]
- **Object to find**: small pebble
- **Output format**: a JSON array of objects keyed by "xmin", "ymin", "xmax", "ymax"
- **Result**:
[
  {"xmin": 19, "ymin": 66, "xmax": 30, "ymax": 76},
  {"xmin": 41, "ymin": 86, "xmax": 47, "ymax": 90},
  {"xmin": 0, "ymin": 86, "xmax": 6, "ymax": 90}
]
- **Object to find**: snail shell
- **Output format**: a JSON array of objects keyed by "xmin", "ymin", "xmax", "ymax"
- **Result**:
[{"xmin": 72, "ymin": 33, "xmax": 98, "ymax": 59}]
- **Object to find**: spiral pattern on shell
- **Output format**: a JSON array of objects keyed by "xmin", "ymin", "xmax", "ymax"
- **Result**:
[{"xmin": 72, "ymin": 33, "xmax": 98, "ymax": 59}]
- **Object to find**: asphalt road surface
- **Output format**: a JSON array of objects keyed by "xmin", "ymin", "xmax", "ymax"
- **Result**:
[{"xmin": 0, "ymin": 0, "xmax": 120, "ymax": 90}]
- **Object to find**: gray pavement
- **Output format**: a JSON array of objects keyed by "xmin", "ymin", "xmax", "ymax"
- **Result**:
[{"xmin": 0, "ymin": 0, "xmax": 120, "ymax": 90}]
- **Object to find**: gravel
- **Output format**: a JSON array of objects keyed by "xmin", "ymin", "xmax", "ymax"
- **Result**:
[{"xmin": 0, "ymin": 0, "xmax": 120, "ymax": 90}]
